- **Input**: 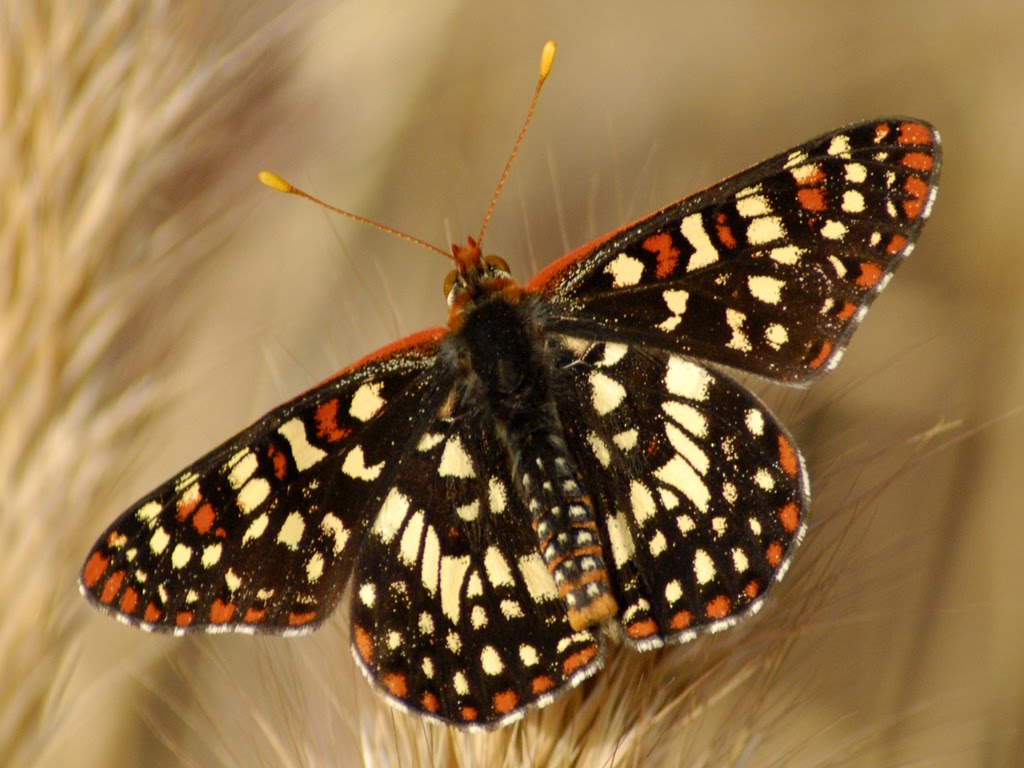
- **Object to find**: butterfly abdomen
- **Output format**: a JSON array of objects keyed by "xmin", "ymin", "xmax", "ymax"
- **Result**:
[{"xmin": 455, "ymin": 291, "xmax": 618, "ymax": 631}]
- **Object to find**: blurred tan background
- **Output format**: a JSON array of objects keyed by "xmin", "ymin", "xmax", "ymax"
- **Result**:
[{"xmin": 4, "ymin": 1, "xmax": 1022, "ymax": 766}]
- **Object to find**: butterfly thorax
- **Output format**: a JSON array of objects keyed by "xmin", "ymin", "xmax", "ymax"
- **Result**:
[{"xmin": 445, "ymin": 248, "xmax": 619, "ymax": 632}]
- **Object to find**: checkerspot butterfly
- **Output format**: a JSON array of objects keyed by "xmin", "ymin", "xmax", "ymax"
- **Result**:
[{"xmin": 80, "ymin": 41, "xmax": 941, "ymax": 728}]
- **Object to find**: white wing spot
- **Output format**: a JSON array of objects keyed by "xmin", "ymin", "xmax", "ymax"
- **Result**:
[
  {"xmin": 149, "ymin": 527, "xmax": 170, "ymax": 555},
  {"xmin": 520, "ymin": 645, "xmax": 539, "ymax": 666},
  {"xmin": 736, "ymin": 194, "xmax": 771, "ymax": 218},
  {"xmin": 242, "ymin": 513, "xmax": 269, "ymax": 544},
  {"xmin": 421, "ymin": 525, "xmax": 440, "ymax": 595},
  {"xmin": 821, "ymin": 220, "xmax": 848, "ymax": 240},
  {"xmin": 665, "ymin": 421, "xmax": 710, "ymax": 475},
  {"xmin": 372, "ymin": 487, "xmax": 411, "ymax": 544},
  {"xmin": 725, "ymin": 308, "xmax": 753, "ymax": 352},
  {"xmin": 518, "ymin": 553, "xmax": 558, "ymax": 601},
  {"xmin": 359, "ymin": 582, "xmax": 376, "ymax": 607},
  {"xmin": 665, "ymin": 357, "xmax": 712, "ymax": 400},
  {"xmin": 665, "ymin": 579, "xmax": 683, "ymax": 604},
  {"xmin": 278, "ymin": 418, "xmax": 327, "ymax": 471},
  {"xmin": 630, "ymin": 481, "xmax": 657, "ymax": 525},
  {"xmin": 306, "ymin": 553, "xmax": 324, "ymax": 582},
  {"xmin": 485, "ymin": 546, "xmax": 515, "ymax": 588},
  {"xmin": 237, "ymin": 478, "xmax": 270, "ymax": 513},
  {"xmin": 613, "ymin": 429, "xmax": 638, "ymax": 451},
  {"xmin": 467, "ymin": 571, "xmax": 484, "ymax": 599},
  {"xmin": 828, "ymin": 134, "xmax": 852, "ymax": 156},
  {"xmin": 227, "ymin": 450, "xmax": 258, "ymax": 490},
  {"xmin": 587, "ymin": 432, "xmax": 611, "ymax": 468},
  {"xmin": 417, "ymin": 432, "xmax": 444, "ymax": 451},
  {"xmin": 201, "ymin": 543, "xmax": 222, "ymax": 568},
  {"xmin": 733, "ymin": 548, "xmax": 750, "ymax": 573},
  {"xmin": 606, "ymin": 512, "xmax": 637, "ymax": 568},
  {"xmin": 680, "ymin": 213, "xmax": 719, "ymax": 270},
  {"xmin": 488, "ymin": 477, "xmax": 508, "ymax": 514},
  {"xmin": 439, "ymin": 436, "xmax": 475, "ymax": 478},
  {"xmin": 225, "ymin": 568, "xmax": 242, "ymax": 592},
  {"xmin": 604, "ymin": 252, "xmax": 644, "ymax": 287},
  {"xmin": 656, "ymin": 456, "xmax": 710, "ymax": 513},
  {"xmin": 456, "ymin": 499, "xmax": 480, "ymax": 522},
  {"xmin": 663, "ymin": 400, "xmax": 708, "ymax": 437},
  {"xmin": 171, "ymin": 543, "xmax": 192, "ymax": 569},
  {"xmin": 769, "ymin": 245, "xmax": 803, "ymax": 265},
  {"xmin": 842, "ymin": 189, "xmax": 865, "ymax": 213},
  {"xmin": 276, "ymin": 511, "xmax": 305, "ymax": 549},
  {"xmin": 598, "ymin": 343, "xmax": 628, "ymax": 367},
  {"xmin": 440, "ymin": 555, "xmax": 471, "ymax": 623},
  {"xmin": 349, "ymin": 382, "xmax": 386, "ymax": 422},
  {"xmin": 589, "ymin": 371, "xmax": 627, "ymax": 415},
  {"xmin": 745, "ymin": 409, "xmax": 765, "ymax": 435},
  {"xmin": 398, "ymin": 509, "xmax": 425, "ymax": 565},
  {"xmin": 500, "ymin": 600, "xmax": 524, "ymax": 619},
  {"xmin": 649, "ymin": 530, "xmax": 668, "ymax": 557},
  {"xmin": 453, "ymin": 671, "xmax": 470, "ymax": 696},
  {"xmin": 845, "ymin": 162, "xmax": 867, "ymax": 183},
  {"xmin": 748, "ymin": 275, "xmax": 784, "ymax": 304},
  {"xmin": 694, "ymin": 549, "xmax": 716, "ymax": 584},
  {"xmin": 765, "ymin": 323, "xmax": 788, "ymax": 350},
  {"xmin": 790, "ymin": 163, "xmax": 819, "ymax": 183},
  {"xmin": 658, "ymin": 288, "xmax": 690, "ymax": 332},
  {"xmin": 321, "ymin": 513, "xmax": 350, "ymax": 555},
  {"xmin": 137, "ymin": 501, "xmax": 162, "ymax": 525},
  {"xmin": 342, "ymin": 446, "xmax": 385, "ymax": 481},
  {"xmin": 754, "ymin": 469, "xmax": 775, "ymax": 490},
  {"xmin": 746, "ymin": 216, "xmax": 785, "ymax": 245},
  {"xmin": 481, "ymin": 646, "xmax": 504, "ymax": 675}
]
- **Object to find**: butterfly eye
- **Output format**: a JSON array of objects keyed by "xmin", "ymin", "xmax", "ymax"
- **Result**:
[
  {"xmin": 484, "ymin": 255, "xmax": 510, "ymax": 275},
  {"xmin": 443, "ymin": 270, "xmax": 459, "ymax": 298}
]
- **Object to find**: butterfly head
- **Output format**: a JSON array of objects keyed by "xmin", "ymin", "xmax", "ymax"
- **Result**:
[{"xmin": 444, "ymin": 237, "xmax": 518, "ymax": 327}]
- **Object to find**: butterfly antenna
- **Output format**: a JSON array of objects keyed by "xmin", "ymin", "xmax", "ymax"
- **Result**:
[
  {"xmin": 258, "ymin": 171, "xmax": 453, "ymax": 261},
  {"xmin": 477, "ymin": 40, "xmax": 557, "ymax": 249}
]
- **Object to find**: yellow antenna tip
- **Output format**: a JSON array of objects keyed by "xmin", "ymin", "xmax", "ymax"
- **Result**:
[
  {"xmin": 539, "ymin": 40, "xmax": 557, "ymax": 81},
  {"xmin": 258, "ymin": 170, "xmax": 293, "ymax": 193}
]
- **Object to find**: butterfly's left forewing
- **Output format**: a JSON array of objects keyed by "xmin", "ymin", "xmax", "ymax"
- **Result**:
[
  {"xmin": 531, "ymin": 118, "xmax": 941, "ymax": 383},
  {"xmin": 80, "ymin": 329, "xmax": 450, "ymax": 635}
]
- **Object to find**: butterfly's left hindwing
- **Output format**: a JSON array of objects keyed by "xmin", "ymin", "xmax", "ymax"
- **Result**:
[
  {"xmin": 348, "ymin": 398, "xmax": 604, "ymax": 728},
  {"xmin": 531, "ymin": 119, "xmax": 941, "ymax": 383},
  {"xmin": 80, "ymin": 329, "xmax": 450, "ymax": 634}
]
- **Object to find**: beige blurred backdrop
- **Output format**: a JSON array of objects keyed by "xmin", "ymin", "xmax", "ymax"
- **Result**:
[{"xmin": 4, "ymin": 2, "xmax": 1022, "ymax": 766}]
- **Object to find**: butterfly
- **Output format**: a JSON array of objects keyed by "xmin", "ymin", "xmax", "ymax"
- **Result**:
[{"xmin": 80, "ymin": 41, "xmax": 941, "ymax": 731}]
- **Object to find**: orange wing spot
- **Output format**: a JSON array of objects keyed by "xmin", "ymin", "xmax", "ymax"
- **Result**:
[
  {"xmin": 119, "ymin": 587, "xmax": 138, "ymax": 614},
  {"xmin": 643, "ymin": 231, "xmax": 681, "ymax": 279},
  {"xmin": 175, "ymin": 611, "xmax": 194, "ymax": 627},
  {"xmin": 215, "ymin": 527, "xmax": 228, "ymax": 538},
  {"xmin": 901, "ymin": 151, "xmax": 934, "ymax": 172},
  {"xmin": 382, "ymin": 672, "xmax": 408, "ymax": 698},
  {"xmin": 493, "ymin": 689, "xmax": 519, "ymax": 714},
  {"xmin": 777, "ymin": 434, "xmax": 800, "ymax": 478},
  {"xmin": 144, "ymin": 603, "xmax": 162, "ymax": 622},
  {"xmin": 354, "ymin": 625, "xmax": 374, "ymax": 664},
  {"xmin": 766, "ymin": 541, "xmax": 784, "ymax": 567},
  {"xmin": 856, "ymin": 262, "xmax": 884, "ymax": 288},
  {"xmin": 192, "ymin": 503, "xmax": 215, "ymax": 535},
  {"xmin": 99, "ymin": 570, "xmax": 126, "ymax": 604},
  {"xmin": 744, "ymin": 580, "xmax": 761, "ymax": 599},
  {"xmin": 807, "ymin": 339, "xmax": 833, "ymax": 370},
  {"xmin": 797, "ymin": 187, "xmax": 827, "ymax": 212},
  {"xmin": 835, "ymin": 302, "xmax": 858, "ymax": 321},
  {"xmin": 461, "ymin": 706, "xmax": 479, "ymax": 722},
  {"xmin": 715, "ymin": 212, "xmax": 738, "ymax": 249},
  {"xmin": 288, "ymin": 610, "xmax": 317, "ymax": 627},
  {"xmin": 562, "ymin": 644, "xmax": 597, "ymax": 676},
  {"xmin": 886, "ymin": 233, "xmax": 908, "ymax": 254},
  {"xmin": 778, "ymin": 502, "xmax": 801, "ymax": 534},
  {"xmin": 898, "ymin": 121, "xmax": 932, "ymax": 146},
  {"xmin": 243, "ymin": 607, "xmax": 266, "ymax": 624},
  {"xmin": 315, "ymin": 399, "xmax": 350, "ymax": 443},
  {"xmin": 532, "ymin": 675, "xmax": 556, "ymax": 694},
  {"xmin": 669, "ymin": 609, "xmax": 693, "ymax": 630},
  {"xmin": 82, "ymin": 551, "xmax": 110, "ymax": 588},
  {"xmin": 705, "ymin": 595, "xmax": 732, "ymax": 620},
  {"xmin": 626, "ymin": 618, "xmax": 658, "ymax": 639},
  {"xmin": 902, "ymin": 176, "xmax": 929, "ymax": 219},
  {"xmin": 210, "ymin": 599, "xmax": 236, "ymax": 624},
  {"xmin": 421, "ymin": 692, "xmax": 440, "ymax": 713},
  {"xmin": 874, "ymin": 122, "xmax": 892, "ymax": 142},
  {"xmin": 268, "ymin": 445, "xmax": 288, "ymax": 480}
]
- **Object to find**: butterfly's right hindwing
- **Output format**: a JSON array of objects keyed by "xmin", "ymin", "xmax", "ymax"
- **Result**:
[{"xmin": 80, "ymin": 329, "xmax": 450, "ymax": 635}]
